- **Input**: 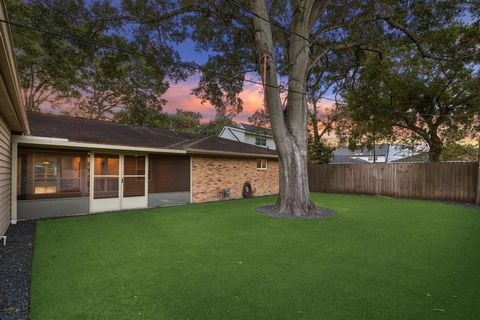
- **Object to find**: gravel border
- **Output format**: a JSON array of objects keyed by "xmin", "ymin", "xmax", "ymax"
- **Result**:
[
  {"xmin": 256, "ymin": 205, "xmax": 336, "ymax": 219},
  {"xmin": 0, "ymin": 221, "xmax": 36, "ymax": 320}
]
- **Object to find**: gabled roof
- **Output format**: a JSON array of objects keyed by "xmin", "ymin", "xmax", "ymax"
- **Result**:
[
  {"xmin": 27, "ymin": 112, "xmax": 277, "ymax": 158},
  {"xmin": 238, "ymin": 123, "xmax": 272, "ymax": 137},
  {"xmin": 334, "ymin": 144, "xmax": 390, "ymax": 157}
]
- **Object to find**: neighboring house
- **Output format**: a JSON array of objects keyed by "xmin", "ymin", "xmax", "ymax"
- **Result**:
[
  {"xmin": 386, "ymin": 144, "xmax": 427, "ymax": 162},
  {"xmin": 12, "ymin": 112, "xmax": 279, "ymax": 220},
  {"xmin": 332, "ymin": 144, "xmax": 423, "ymax": 164},
  {"xmin": 334, "ymin": 144, "xmax": 390, "ymax": 163},
  {"xmin": 219, "ymin": 123, "xmax": 276, "ymax": 150},
  {"xmin": 0, "ymin": 2, "xmax": 30, "ymax": 237}
]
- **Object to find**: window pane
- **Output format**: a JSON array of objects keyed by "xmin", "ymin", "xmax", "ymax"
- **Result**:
[
  {"xmin": 94, "ymin": 155, "xmax": 119, "ymax": 175},
  {"xmin": 255, "ymin": 138, "xmax": 267, "ymax": 146},
  {"xmin": 94, "ymin": 177, "xmax": 119, "ymax": 199},
  {"xmin": 124, "ymin": 177, "xmax": 145, "ymax": 197},
  {"xmin": 256, "ymin": 159, "xmax": 267, "ymax": 169},
  {"xmin": 19, "ymin": 150, "xmax": 89, "ymax": 199},
  {"xmin": 34, "ymin": 155, "xmax": 58, "ymax": 194}
]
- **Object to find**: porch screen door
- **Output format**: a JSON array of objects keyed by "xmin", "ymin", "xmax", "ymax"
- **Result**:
[
  {"xmin": 90, "ymin": 154, "xmax": 148, "ymax": 213},
  {"xmin": 121, "ymin": 155, "xmax": 148, "ymax": 210}
]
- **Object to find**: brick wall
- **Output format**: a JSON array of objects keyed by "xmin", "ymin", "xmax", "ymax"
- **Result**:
[{"xmin": 191, "ymin": 155, "xmax": 279, "ymax": 203}]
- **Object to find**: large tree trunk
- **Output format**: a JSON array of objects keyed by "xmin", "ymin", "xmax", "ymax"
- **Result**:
[
  {"xmin": 251, "ymin": 0, "xmax": 318, "ymax": 215},
  {"xmin": 277, "ymin": 136, "xmax": 318, "ymax": 214},
  {"xmin": 428, "ymin": 134, "xmax": 443, "ymax": 162}
]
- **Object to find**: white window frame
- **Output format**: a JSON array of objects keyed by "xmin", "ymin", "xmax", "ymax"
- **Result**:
[
  {"xmin": 257, "ymin": 159, "xmax": 268, "ymax": 171},
  {"xmin": 255, "ymin": 137, "xmax": 267, "ymax": 147}
]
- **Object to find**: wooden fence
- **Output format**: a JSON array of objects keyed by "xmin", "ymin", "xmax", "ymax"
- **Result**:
[{"xmin": 308, "ymin": 162, "xmax": 478, "ymax": 203}]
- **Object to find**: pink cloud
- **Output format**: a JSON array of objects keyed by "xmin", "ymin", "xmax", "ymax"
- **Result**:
[{"xmin": 164, "ymin": 76, "xmax": 264, "ymax": 123}]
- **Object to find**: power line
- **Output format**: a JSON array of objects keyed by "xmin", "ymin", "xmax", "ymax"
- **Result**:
[{"xmin": 0, "ymin": 18, "xmax": 477, "ymax": 119}]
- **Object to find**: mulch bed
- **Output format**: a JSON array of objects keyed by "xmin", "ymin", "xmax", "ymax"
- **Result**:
[
  {"xmin": 0, "ymin": 221, "xmax": 36, "ymax": 320},
  {"xmin": 256, "ymin": 205, "xmax": 336, "ymax": 219}
]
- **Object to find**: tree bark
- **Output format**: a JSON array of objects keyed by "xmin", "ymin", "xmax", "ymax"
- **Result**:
[
  {"xmin": 251, "ymin": 0, "xmax": 318, "ymax": 215},
  {"xmin": 428, "ymin": 134, "xmax": 443, "ymax": 162}
]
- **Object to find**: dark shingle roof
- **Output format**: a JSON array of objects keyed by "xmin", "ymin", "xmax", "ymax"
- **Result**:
[
  {"xmin": 239, "ymin": 123, "xmax": 272, "ymax": 136},
  {"xmin": 27, "ymin": 112, "xmax": 277, "ymax": 157}
]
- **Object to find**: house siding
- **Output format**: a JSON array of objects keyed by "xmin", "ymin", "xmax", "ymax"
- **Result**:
[
  {"xmin": 0, "ymin": 114, "xmax": 11, "ymax": 236},
  {"xmin": 191, "ymin": 155, "xmax": 279, "ymax": 203}
]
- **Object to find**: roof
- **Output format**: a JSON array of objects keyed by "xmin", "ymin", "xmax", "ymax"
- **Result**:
[
  {"xmin": 334, "ymin": 144, "xmax": 390, "ymax": 157},
  {"xmin": 330, "ymin": 155, "xmax": 369, "ymax": 164},
  {"xmin": 26, "ymin": 112, "xmax": 277, "ymax": 158},
  {"xmin": 0, "ymin": 3, "xmax": 29, "ymax": 134},
  {"xmin": 238, "ymin": 123, "xmax": 272, "ymax": 137}
]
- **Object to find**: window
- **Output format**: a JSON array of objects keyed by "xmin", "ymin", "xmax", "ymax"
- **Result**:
[
  {"xmin": 255, "ymin": 137, "xmax": 267, "ymax": 147},
  {"xmin": 18, "ymin": 150, "xmax": 89, "ymax": 199},
  {"xmin": 257, "ymin": 159, "xmax": 268, "ymax": 170}
]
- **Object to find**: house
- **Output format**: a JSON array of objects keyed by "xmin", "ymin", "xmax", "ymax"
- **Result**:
[
  {"xmin": 13, "ymin": 112, "xmax": 279, "ymax": 220},
  {"xmin": 219, "ymin": 123, "xmax": 276, "ymax": 150},
  {"xmin": 332, "ymin": 144, "xmax": 422, "ymax": 164},
  {"xmin": 0, "ymin": 2, "xmax": 30, "ymax": 237},
  {"xmin": 334, "ymin": 144, "xmax": 390, "ymax": 163},
  {"xmin": 0, "ymin": 4, "xmax": 279, "ymax": 227}
]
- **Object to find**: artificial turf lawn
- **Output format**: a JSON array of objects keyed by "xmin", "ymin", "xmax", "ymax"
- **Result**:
[{"xmin": 29, "ymin": 193, "xmax": 480, "ymax": 319}]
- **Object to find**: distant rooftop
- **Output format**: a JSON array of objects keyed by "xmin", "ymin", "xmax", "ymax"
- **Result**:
[
  {"xmin": 334, "ymin": 144, "xmax": 390, "ymax": 157},
  {"xmin": 238, "ymin": 123, "xmax": 272, "ymax": 137},
  {"xmin": 330, "ymin": 155, "xmax": 369, "ymax": 164}
]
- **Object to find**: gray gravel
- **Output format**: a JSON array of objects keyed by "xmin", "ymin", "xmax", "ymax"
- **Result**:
[
  {"xmin": 0, "ymin": 221, "xmax": 36, "ymax": 320},
  {"xmin": 256, "ymin": 205, "xmax": 336, "ymax": 219}
]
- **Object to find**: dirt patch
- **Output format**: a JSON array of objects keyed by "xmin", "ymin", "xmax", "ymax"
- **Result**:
[
  {"xmin": 0, "ymin": 221, "xmax": 36, "ymax": 320},
  {"xmin": 256, "ymin": 205, "xmax": 336, "ymax": 219}
]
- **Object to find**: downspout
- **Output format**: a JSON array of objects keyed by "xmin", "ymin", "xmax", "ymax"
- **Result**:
[{"xmin": 10, "ymin": 141, "xmax": 17, "ymax": 224}]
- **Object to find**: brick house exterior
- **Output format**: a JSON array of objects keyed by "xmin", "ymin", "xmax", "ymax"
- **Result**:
[
  {"xmin": 11, "ymin": 113, "xmax": 278, "ymax": 220},
  {"xmin": 191, "ymin": 156, "xmax": 279, "ymax": 203}
]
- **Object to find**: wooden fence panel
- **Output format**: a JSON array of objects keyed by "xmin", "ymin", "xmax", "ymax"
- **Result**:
[{"xmin": 308, "ymin": 162, "xmax": 478, "ymax": 203}]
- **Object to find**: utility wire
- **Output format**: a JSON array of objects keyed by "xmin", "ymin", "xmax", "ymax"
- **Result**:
[{"xmin": 0, "ymin": 18, "xmax": 477, "ymax": 119}]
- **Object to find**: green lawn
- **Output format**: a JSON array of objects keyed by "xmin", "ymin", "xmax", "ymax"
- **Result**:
[{"xmin": 30, "ymin": 193, "xmax": 480, "ymax": 320}]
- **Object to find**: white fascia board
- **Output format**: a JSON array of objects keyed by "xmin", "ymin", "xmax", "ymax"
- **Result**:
[
  {"xmin": 13, "ymin": 135, "xmax": 187, "ymax": 155},
  {"xmin": 224, "ymin": 126, "xmax": 245, "ymax": 134}
]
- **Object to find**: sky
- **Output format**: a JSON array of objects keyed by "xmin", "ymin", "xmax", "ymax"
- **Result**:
[
  {"xmin": 164, "ymin": 39, "xmax": 335, "ymax": 123},
  {"xmin": 163, "ymin": 39, "xmax": 266, "ymax": 123}
]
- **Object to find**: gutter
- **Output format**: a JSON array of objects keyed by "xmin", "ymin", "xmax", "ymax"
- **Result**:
[{"xmin": 185, "ymin": 148, "xmax": 278, "ymax": 159}]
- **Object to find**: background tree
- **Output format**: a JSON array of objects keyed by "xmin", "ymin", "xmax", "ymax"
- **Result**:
[
  {"xmin": 121, "ymin": 0, "xmax": 477, "ymax": 215},
  {"xmin": 340, "ymin": 48, "xmax": 480, "ymax": 162},
  {"xmin": 7, "ymin": 0, "xmax": 187, "ymax": 120},
  {"xmin": 199, "ymin": 116, "xmax": 237, "ymax": 135},
  {"xmin": 6, "ymin": 0, "xmax": 96, "ymax": 111},
  {"xmin": 248, "ymin": 109, "xmax": 270, "ymax": 128},
  {"xmin": 169, "ymin": 109, "xmax": 203, "ymax": 133}
]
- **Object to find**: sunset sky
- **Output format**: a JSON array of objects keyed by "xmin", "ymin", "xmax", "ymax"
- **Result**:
[{"xmin": 164, "ymin": 39, "xmax": 335, "ymax": 123}]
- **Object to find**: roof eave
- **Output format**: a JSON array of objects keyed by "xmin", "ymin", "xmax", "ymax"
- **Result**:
[
  {"xmin": 13, "ymin": 135, "xmax": 187, "ymax": 154},
  {"xmin": 0, "ymin": 3, "xmax": 29, "ymax": 135},
  {"xmin": 185, "ymin": 148, "xmax": 278, "ymax": 159}
]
